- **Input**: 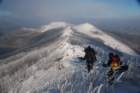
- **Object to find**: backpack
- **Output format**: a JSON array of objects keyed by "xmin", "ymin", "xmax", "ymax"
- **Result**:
[{"xmin": 111, "ymin": 56, "xmax": 121, "ymax": 71}]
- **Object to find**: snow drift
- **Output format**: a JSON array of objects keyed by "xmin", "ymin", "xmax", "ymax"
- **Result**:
[{"xmin": 0, "ymin": 22, "xmax": 139, "ymax": 93}]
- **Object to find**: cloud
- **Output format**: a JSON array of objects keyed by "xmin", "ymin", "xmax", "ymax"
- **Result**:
[{"xmin": 0, "ymin": 10, "xmax": 12, "ymax": 16}]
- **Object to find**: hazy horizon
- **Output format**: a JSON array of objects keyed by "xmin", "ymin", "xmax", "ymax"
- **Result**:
[{"xmin": 0, "ymin": 0, "xmax": 140, "ymax": 25}]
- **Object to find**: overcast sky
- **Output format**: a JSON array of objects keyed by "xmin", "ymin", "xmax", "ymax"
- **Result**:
[{"xmin": 0, "ymin": 0, "xmax": 140, "ymax": 23}]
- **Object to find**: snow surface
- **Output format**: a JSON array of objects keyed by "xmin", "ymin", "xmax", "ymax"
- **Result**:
[
  {"xmin": 0, "ymin": 22, "xmax": 140, "ymax": 93},
  {"xmin": 74, "ymin": 23, "xmax": 137, "ymax": 56},
  {"xmin": 39, "ymin": 22, "xmax": 71, "ymax": 32},
  {"xmin": 20, "ymin": 27, "xmax": 36, "ymax": 32}
]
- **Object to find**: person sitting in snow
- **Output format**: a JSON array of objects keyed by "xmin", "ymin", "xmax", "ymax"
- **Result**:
[
  {"xmin": 82, "ymin": 46, "xmax": 97, "ymax": 72},
  {"xmin": 106, "ymin": 53, "xmax": 128, "ymax": 85}
]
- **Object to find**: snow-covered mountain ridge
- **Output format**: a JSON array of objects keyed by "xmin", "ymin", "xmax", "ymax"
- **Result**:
[
  {"xmin": 0, "ymin": 22, "xmax": 139, "ymax": 93},
  {"xmin": 40, "ymin": 22, "xmax": 137, "ymax": 55}
]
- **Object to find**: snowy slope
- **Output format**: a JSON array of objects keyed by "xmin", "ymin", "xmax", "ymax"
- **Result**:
[
  {"xmin": 0, "ymin": 22, "xmax": 140, "ymax": 93},
  {"xmin": 39, "ymin": 22, "xmax": 71, "ymax": 32},
  {"xmin": 74, "ymin": 23, "xmax": 137, "ymax": 56}
]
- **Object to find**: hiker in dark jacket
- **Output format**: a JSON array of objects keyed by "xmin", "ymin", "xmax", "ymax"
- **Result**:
[
  {"xmin": 84, "ymin": 46, "xmax": 97, "ymax": 72},
  {"xmin": 107, "ymin": 53, "xmax": 114, "ymax": 67}
]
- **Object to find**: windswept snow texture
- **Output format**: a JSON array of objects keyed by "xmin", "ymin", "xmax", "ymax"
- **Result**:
[{"xmin": 0, "ymin": 22, "xmax": 140, "ymax": 93}]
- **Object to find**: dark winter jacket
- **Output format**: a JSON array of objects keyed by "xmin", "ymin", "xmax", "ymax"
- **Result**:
[{"xmin": 84, "ymin": 46, "xmax": 97, "ymax": 63}]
